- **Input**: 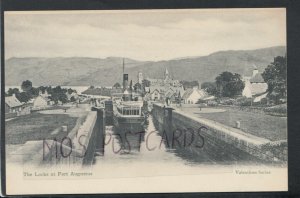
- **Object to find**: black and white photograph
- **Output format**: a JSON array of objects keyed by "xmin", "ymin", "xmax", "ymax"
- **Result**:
[{"xmin": 3, "ymin": 8, "xmax": 287, "ymax": 195}]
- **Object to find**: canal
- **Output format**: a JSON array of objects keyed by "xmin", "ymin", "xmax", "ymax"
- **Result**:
[
  {"xmin": 91, "ymin": 114, "xmax": 264, "ymax": 179},
  {"xmin": 94, "ymin": 115, "xmax": 190, "ymax": 164}
]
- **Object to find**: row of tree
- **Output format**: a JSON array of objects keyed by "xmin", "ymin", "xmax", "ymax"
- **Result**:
[{"xmin": 6, "ymin": 80, "xmax": 77, "ymax": 104}]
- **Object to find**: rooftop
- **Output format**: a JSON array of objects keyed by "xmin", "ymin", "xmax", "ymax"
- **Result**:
[
  {"xmin": 5, "ymin": 95, "xmax": 24, "ymax": 108},
  {"xmin": 250, "ymin": 73, "xmax": 265, "ymax": 83}
]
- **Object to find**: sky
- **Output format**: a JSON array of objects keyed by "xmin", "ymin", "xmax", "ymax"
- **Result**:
[{"xmin": 5, "ymin": 8, "xmax": 286, "ymax": 61}]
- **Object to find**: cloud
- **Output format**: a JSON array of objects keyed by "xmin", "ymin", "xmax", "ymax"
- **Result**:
[{"xmin": 4, "ymin": 9, "xmax": 286, "ymax": 61}]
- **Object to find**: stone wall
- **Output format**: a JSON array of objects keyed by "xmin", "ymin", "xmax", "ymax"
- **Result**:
[
  {"xmin": 152, "ymin": 103, "xmax": 287, "ymax": 163},
  {"xmin": 44, "ymin": 108, "xmax": 106, "ymax": 166}
]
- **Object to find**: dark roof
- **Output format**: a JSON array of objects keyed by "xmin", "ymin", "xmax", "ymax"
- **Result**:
[{"xmin": 250, "ymin": 73, "xmax": 265, "ymax": 83}]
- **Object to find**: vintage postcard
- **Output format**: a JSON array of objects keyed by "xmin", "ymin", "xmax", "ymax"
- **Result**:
[{"xmin": 4, "ymin": 8, "xmax": 287, "ymax": 195}]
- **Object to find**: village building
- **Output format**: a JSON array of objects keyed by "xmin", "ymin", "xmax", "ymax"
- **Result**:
[
  {"xmin": 164, "ymin": 86, "xmax": 185, "ymax": 103},
  {"xmin": 33, "ymin": 95, "xmax": 52, "ymax": 108},
  {"xmin": 5, "ymin": 94, "xmax": 25, "ymax": 114},
  {"xmin": 5, "ymin": 94, "xmax": 31, "ymax": 118},
  {"xmin": 66, "ymin": 91, "xmax": 79, "ymax": 101},
  {"xmin": 147, "ymin": 87, "xmax": 162, "ymax": 101},
  {"xmin": 242, "ymin": 67, "xmax": 268, "ymax": 101},
  {"xmin": 33, "ymin": 90, "xmax": 54, "ymax": 108},
  {"xmin": 182, "ymin": 87, "xmax": 207, "ymax": 104},
  {"xmin": 144, "ymin": 68, "xmax": 184, "ymax": 102},
  {"xmin": 147, "ymin": 68, "xmax": 181, "ymax": 87}
]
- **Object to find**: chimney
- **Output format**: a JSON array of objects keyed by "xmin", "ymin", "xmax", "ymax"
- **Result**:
[
  {"xmin": 252, "ymin": 68, "xmax": 259, "ymax": 77},
  {"xmin": 123, "ymin": 74, "xmax": 128, "ymax": 91},
  {"xmin": 252, "ymin": 64, "xmax": 259, "ymax": 77}
]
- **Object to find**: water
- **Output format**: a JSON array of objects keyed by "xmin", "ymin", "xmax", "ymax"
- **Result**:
[{"xmin": 60, "ymin": 86, "xmax": 89, "ymax": 94}]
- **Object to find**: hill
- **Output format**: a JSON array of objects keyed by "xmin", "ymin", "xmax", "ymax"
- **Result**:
[{"xmin": 5, "ymin": 46, "xmax": 286, "ymax": 86}]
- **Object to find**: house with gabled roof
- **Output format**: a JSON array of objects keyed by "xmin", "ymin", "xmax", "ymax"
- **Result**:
[
  {"xmin": 33, "ymin": 95, "xmax": 52, "ymax": 108},
  {"xmin": 149, "ymin": 86, "xmax": 162, "ymax": 101},
  {"xmin": 5, "ymin": 94, "xmax": 25, "ymax": 114},
  {"xmin": 182, "ymin": 87, "xmax": 207, "ymax": 104},
  {"xmin": 242, "ymin": 67, "xmax": 268, "ymax": 100},
  {"xmin": 33, "ymin": 90, "xmax": 54, "ymax": 109}
]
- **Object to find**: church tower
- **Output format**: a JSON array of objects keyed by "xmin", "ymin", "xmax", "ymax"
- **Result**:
[{"xmin": 137, "ymin": 71, "xmax": 143, "ymax": 84}]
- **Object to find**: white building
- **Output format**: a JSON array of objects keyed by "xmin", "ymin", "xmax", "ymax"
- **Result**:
[
  {"xmin": 66, "ymin": 92, "xmax": 79, "ymax": 101},
  {"xmin": 33, "ymin": 90, "xmax": 54, "ymax": 108},
  {"xmin": 242, "ymin": 67, "xmax": 268, "ymax": 100},
  {"xmin": 146, "ymin": 87, "xmax": 162, "ymax": 101},
  {"xmin": 33, "ymin": 95, "xmax": 52, "ymax": 108},
  {"xmin": 182, "ymin": 87, "xmax": 207, "ymax": 104}
]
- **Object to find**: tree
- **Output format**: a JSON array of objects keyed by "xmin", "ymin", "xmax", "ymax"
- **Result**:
[
  {"xmin": 215, "ymin": 71, "xmax": 244, "ymax": 98},
  {"xmin": 17, "ymin": 92, "xmax": 31, "ymax": 103},
  {"xmin": 70, "ymin": 96, "xmax": 76, "ymax": 102},
  {"xmin": 6, "ymin": 88, "xmax": 20, "ymax": 96},
  {"xmin": 50, "ymin": 86, "xmax": 68, "ymax": 104},
  {"xmin": 134, "ymin": 82, "xmax": 142, "ymax": 91},
  {"xmin": 21, "ymin": 80, "xmax": 33, "ymax": 92},
  {"xmin": 30, "ymin": 87, "xmax": 39, "ymax": 97},
  {"xmin": 142, "ymin": 79, "xmax": 150, "ymax": 87},
  {"xmin": 201, "ymin": 82, "xmax": 217, "ymax": 95},
  {"xmin": 67, "ymin": 88, "xmax": 74, "ymax": 94},
  {"xmin": 6, "ymin": 85, "xmax": 38, "ymax": 102},
  {"xmin": 262, "ymin": 56, "xmax": 287, "ymax": 103},
  {"xmin": 113, "ymin": 82, "xmax": 121, "ymax": 89}
]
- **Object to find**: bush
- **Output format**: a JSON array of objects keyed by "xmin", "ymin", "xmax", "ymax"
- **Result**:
[
  {"xmin": 197, "ymin": 99, "xmax": 206, "ymax": 104},
  {"xmin": 218, "ymin": 97, "xmax": 235, "ymax": 105},
  {"xmin": 234, "ymin": 97, "xmax": 253, "ymax": 106},
  {"xmin": 260, "ymin": 98, "xmax": 268, "ymax": 105},
  {"xmin": 207, "ymin": 100, "xmax": 218, "ymax": 107}
]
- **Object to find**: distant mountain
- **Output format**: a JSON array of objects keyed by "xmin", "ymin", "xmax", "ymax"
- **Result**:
[{"xmin": 5, "ymin": 46, "xmax": 286, "ymax": 86}]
